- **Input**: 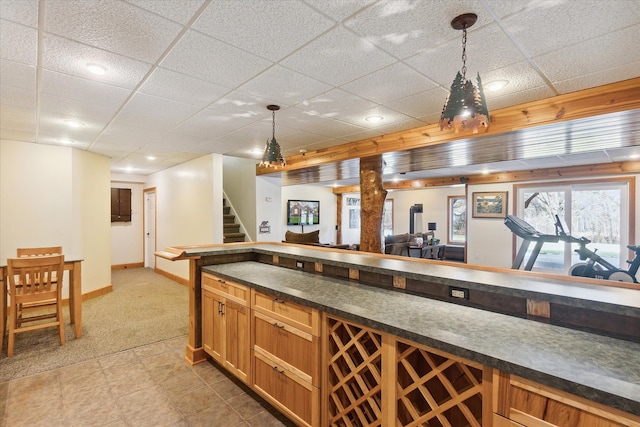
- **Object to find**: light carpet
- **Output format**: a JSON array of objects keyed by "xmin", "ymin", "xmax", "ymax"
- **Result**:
[{"xmin": 0, "ymin": 267, "xmax": 188, "ymax": 382}]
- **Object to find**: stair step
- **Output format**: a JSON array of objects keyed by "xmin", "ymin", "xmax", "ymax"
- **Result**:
[
  {"xmin": 224, "ymin": 233, "xmax": 245, "ymax": 243},
  {"xmin": 223, "ymin": 206, "xmax": 230, "ymax": 215},
  {"xmin": 224, "ymin": 223, "xmax": 240, "ymax": 232},
  {"xmin": 223, "ymin": 214, "xmax": 235, "ymax": 224}
]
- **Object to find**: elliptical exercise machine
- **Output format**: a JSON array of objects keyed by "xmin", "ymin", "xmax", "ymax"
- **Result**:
[{"xmin": 554, "ymin": 215, "xmax": 640, "ymax": 283}]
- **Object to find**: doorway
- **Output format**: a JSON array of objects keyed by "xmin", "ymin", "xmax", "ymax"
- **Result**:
[{"xmin": 144, "ymin": 188, "xmax": 156, "ymax": 269}]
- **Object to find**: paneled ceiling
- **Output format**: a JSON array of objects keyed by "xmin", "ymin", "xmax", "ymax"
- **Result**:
[{"xmin": 1, "ymin": 0, "xmax": 640, "ymax": 183}]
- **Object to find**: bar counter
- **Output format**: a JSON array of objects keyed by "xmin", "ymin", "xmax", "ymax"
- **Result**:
[{"xmin": 158, "ymin": 242, "xmax": 640, "ymax": 417}]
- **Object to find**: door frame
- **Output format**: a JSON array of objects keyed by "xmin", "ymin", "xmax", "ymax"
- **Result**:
[{"xmin": 143, "ymin": 187, "xmax": 157, "ymax": 269}]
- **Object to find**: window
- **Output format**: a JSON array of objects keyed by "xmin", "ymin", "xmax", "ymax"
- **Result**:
[
  {"xmin": 448, "ymin": 196, "xmax": 466, "ymax": 243},
  {"xmin": 515, "ymin": 179, "xmax": 631, "ymax": 273},
  {"xmin": 383, "ymin": 198, "xmax": 394, "ymax": 237}
]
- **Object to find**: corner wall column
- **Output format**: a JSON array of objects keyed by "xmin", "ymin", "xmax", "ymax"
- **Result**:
[{"xmin": 359, "ymin": 155, "xmax": 387, "ymax": 253}]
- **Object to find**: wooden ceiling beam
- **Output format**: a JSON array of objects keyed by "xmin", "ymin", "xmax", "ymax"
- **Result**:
[
  {"xmin": 332, "ymin": 161, "xmax": 640, "ymax": 194},
  {"xmin": 258, "ymin": 77, "xmax": 640, "ymax": 177}
]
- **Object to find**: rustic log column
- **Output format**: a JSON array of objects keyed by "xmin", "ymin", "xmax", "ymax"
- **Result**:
[{"xmin": 359, "ymin": 155, "xmax": 387, "ymax": 253}]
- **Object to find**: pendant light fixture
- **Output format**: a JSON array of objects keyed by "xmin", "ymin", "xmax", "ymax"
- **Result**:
[
  {"xmin": 260, "ymin": 104, "xmax": 286, "ymax": 168},
  {"xmin": 439, "ymin": 13, "xmax": 490, "ymax": 133}
]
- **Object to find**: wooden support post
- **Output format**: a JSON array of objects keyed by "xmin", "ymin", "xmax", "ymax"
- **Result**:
[{"xmin": 359, "ymin": 155, "xmax": 387, "ymax": 253}]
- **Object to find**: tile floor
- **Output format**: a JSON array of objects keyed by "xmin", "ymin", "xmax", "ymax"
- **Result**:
[{"xmin": 0, "ymin": 336, "xmax": 296, "ymax": 426}]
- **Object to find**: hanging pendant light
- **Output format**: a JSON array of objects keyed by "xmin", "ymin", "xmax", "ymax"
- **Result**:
[
  {"xmin": 439, "ymin": 13, "xmax": 490, "ymax": 133},
  {"xmin": 260, "ymin": 104, "xmax": 286, "ymax": 168}
]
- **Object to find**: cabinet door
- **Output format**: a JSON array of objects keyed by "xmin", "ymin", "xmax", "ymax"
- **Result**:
[
  {"xmin": 254, "ymin": 311, "xmax": 318, "ymax": 385},
  {"xmin": 202, "ymin": 290, "xmax": 224, "ymax": 363},
  {"xmin": 223, "ymin": 299, "xmax": 251, "ymax": 383}
]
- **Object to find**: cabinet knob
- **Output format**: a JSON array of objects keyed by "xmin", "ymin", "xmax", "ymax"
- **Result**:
[
  {"xmin": 273, "ymin": 322, "xmax": 285, "ymax": 329},
  {"xmin": 272, "ymin": 298, "xmax": 285, "ymax": 304}
]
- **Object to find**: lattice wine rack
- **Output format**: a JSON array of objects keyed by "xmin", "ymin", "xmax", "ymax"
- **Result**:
[
  {"xmin": 327, "ymin": 316, "xmax": 383, "ymax": 426},
  {"xmin": 396, "ymin": 339, "xmax": 483, "ymax": 426},
  {"xmin": 326, "ymin": 315, "xmax": 484, "ymax": 426}
]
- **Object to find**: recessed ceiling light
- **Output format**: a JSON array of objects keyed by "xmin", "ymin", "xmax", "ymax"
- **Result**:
[
  {"xmin": 146, "ymin": 155, "xmax": 156, "ymax": 161},
  {"xmin": 57, "ymin": 138, "xmax": 73, "ymax": 145},
  {"xmin": 86, "ymin": 63, "xmax": 107, "ymax": 75},
  {"xmin": 486, "ymin": 80, "xmax": 509, "ymax": 92},
  {"xmin": 64, "ymin": 119, "xmax": 84, "ymax": 128},
  {"xmin": 365, "ymin": 116, "xmax": 384, "ymax": 123}
]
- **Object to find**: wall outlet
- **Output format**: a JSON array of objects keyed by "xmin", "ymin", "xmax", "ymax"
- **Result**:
[
  {"xmin": 449, "ymin": 287, "xmax": 469, "ymax": 299},
  {"xmin": 296, "ymin": 261, "xmax": 304, "ymax": 269}
]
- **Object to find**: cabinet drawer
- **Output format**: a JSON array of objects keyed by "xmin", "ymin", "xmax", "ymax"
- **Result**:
[
  {"xmin": 252, "ymin": 290, "xmax": 319, "ymax": 335},
  {"xmin": 254, "ymin": 311, "xmax": 319, "ymax": 386},
  {"xmin": 202, "ymin": 273, "xmax": 249, "ymax": 305},
  {"xmin": 253, "ymin": 350, "xmax": 318, "ymax": 427}
]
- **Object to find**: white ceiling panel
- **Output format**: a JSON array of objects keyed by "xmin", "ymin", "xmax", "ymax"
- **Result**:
[
  {"xmin": 159, "ymin": 30, "xmax": 272, "ymax": 88},
  {"xmin": 281, "ymin": 26, "xmax": 396, "ymax": 86},
  {"xmin": 0, "ymin": 0, "xmax": 638, "ymax": 178},
  {"xmin": 124, "ymin": 0, "xmax": 207, "ymax": 25},
  {"xmin": 192, "ymin": 0, "xmax": 336, "ymax": 62},
  {"xmin": 41, "ymin": 70, "xmax": 132, "ymax": 107},
  {"xmin": 42, "ymin": 34, "xmax": 153, "ymax": 89},
  {"xmin": 44, "ymin": 0, "xmax": 183, "ymax": 63},
  {"xmin": 0, "ymin": 20, "xmax": 37, "ymax": 65},
  {"xmin": 0, "ymin": 59, "xmax": 36, "ymax": 90},
  {"xmin": 138, "ymin": 67, "xmax": 230, "ymax": 107}
]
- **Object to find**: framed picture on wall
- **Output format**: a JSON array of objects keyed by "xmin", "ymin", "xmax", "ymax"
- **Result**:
[{"xmin": 472, "ymin": 192, "xmax": 508, "ymax": 218}]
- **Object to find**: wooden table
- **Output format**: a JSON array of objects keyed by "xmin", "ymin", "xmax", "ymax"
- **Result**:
[{"xmin": 0, "ymin": 258, "xmax": 83, "ymax": 353}]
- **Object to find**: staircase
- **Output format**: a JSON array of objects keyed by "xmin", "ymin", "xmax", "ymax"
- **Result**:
[{"xmin": 223, "ymin": 199, "xmax": 245, "ymax": 243}]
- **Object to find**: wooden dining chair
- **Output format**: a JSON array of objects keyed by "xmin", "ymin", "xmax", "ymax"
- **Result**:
[
  {"xmin": 14, "ymin": 246, "xmax": 63, "ymax": 311},
  {"xmin": 6, "ymin": 254, "xmax": 65, "ymax": 357}
]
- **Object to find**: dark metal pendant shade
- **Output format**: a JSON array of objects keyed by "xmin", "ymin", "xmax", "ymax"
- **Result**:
[
  {"xmin": 260, "ymin": 104, "xmax": 286, "ymax": 168},
  {"xmin": 439, "ymin": 13, "xmax": 490, "ymax": 133}
]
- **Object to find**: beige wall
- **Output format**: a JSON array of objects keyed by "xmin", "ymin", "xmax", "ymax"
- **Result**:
[
  {"xmin": 146, "ymin": 154, "xmax": 223, "ymax": 280},
  {"xmin": 0, "ymin": 140, "xmax": 111, "ymax": 296},
  {"xmin": 109, "ymin": 175, "xmax": 145, "ymax": 266}
]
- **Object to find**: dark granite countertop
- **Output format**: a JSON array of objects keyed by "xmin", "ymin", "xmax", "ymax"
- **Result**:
[
  {"xmin": 203, "ymin": 260, "xmax": 640, "ymax": 417},
  {"xmin": 181, "ymin": 243, "xmax": 640, "ymax": 318}
]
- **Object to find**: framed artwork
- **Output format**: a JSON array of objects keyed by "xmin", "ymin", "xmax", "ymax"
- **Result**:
[
  {"xmin": 472, "ymin": 192, "xmax": 508, "ymax": 218},
  {"xmin": 346, "ymin": 197, "xmax": 360, "ymax": 206}
]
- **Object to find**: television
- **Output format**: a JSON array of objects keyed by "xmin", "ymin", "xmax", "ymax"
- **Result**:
[{"xmin": 287, "ymin": 200, "xmax": 320, "ymax": 225}]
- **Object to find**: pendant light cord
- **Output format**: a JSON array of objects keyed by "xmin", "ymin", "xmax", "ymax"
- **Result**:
[{"xmin": 461, "ymin": 26, "xmax": 467, "ymax": 80}]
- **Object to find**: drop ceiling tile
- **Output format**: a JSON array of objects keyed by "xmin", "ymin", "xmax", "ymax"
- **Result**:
[
  {"xmin": 486, "ymin": 85, "xmax": 556, "ymax": 112},
  {"xmin": 172, "ymin": 108, "xmax": 255, "ymax": 140},
  {"xmin": 534, "ymin": 24, "xmax": 640, "ymax": 85},
  {"xmin": 207, "ymin": 91, "xmax": 271, "ymax": 119},
  {"xmin": 192, "ymin": 1, "xmax": 335, "ymax": 61},
  {"xmin": 337, "ymin": 105, "xmax": 417, "ymax": 129},
  {"xmin": 0, "ymin": 127, "xmax": 35, "ymax": 142},
  {"xmin": 0, "ymin": 59, "xmax": 36, "ymax": 90},
  {"xmin": 160, "ymin": 29, "xmax": 272, "ymax": 87},
  {"xmin": 278, "ymin": 108, "xmax": 366, "ymax": 138},
  {"xmin": 0, "ymin": 0, "xmax": 39, "ymax": 27},
  {"xmin": 344, "ymin": 0, "xmax": 480, "ymax": 59},
  {"xmin": 39, "ymin": 93, "xmax": 119, "ymax": 124},
  {"xmin": 109, "ymin": 110, "xmax": 176, "ymax": 133},
  {"xmin": 497, "ymin": 0, "xmax": 640, "ymax": 58},
  {"xmin": 44, "ymin": 0, "xmax": 183, "ymax": 63},
  {"xmin": 553, "ymin": 61, "xmax": 640, "ymax": 94},
  {"xmin": 280, "ymin": 26, "xmax": 396, "ymax": 86},
  {"xmin": 0, "ymin": 85, "xmax": 35, "ymax": 109},
  {"xmin": 0, "ymin": 104, "xmax": 35, "ymax": 133},
  {"xmin": 41, "ymin": 70, "xmax": 132, "ymax": 107},
  {"xmin": 35, "ymin": 133, "xmax": 91, "ymax": 150},
  {"xmin": 146, "ymin": 132, "xmax": 210, "ymax": 151},
  {"xmin": 42, "ymin": 34, "xmax": 153, "ymax": 90},
  {"xmin": 238, "ymin": 65, "xmax": 332, "ymax": 106},
  {"xmin": 342, "ymin": 62, "xmax": 438, "ymax": 104},
  {"xmin": 294, "ymin": 89, "xmax": 377, "ymax": 118},
  {"xmin": 90, "ymin": 142, "xmax": 135, "ymax": 159},
  {"xmin": 124, "ymin": 0, "xmax": 206, "ymax": 25},
  {"xmin": 124, "ymin": 92, "xmax": 201, "ymax": 123},
  {"xmin": 385, "ymin": 86, "xmax": 449, "ymax": 120},
  {"xmin": 406, "ymin": 21, "xmax": 526, "ymax": 88},
  {"xmin": 0, "ymin": 20, "xmax": 37, "ymax": 65},
  {"xmin": 100, "ymin": 122, "xmax": 164, "ymax": 145},
  {"xmin": 139, "ymin": 67, "xmax": 231, "ymax": 107}
]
